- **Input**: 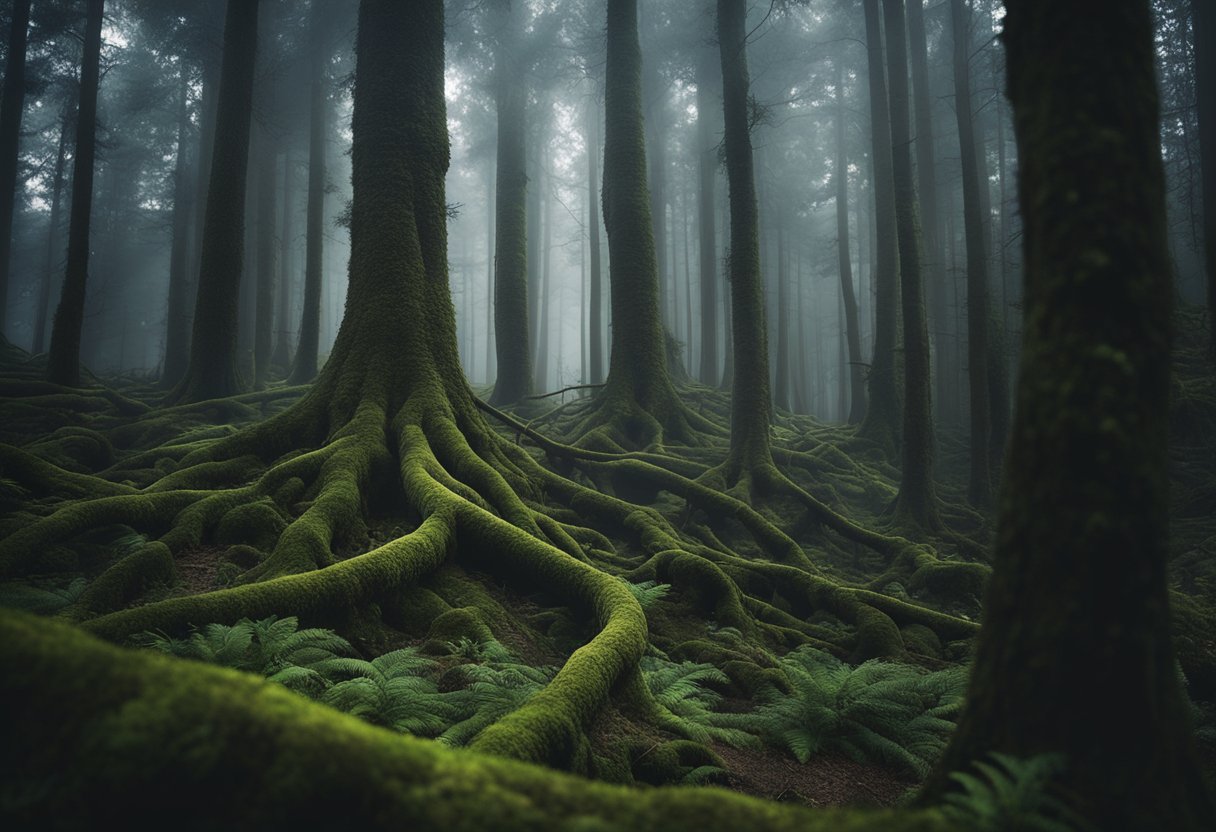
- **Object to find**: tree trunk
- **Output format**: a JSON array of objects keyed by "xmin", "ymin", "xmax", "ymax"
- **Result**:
[
  {"xmin": 162, "ymin": 65, "xmax": 195, "ymax": 387},
  {"xmin": 0, "ymin": 0, "xmax": 30, "ymax": 335},
  {"xmin": 924, "ymin": 2, "xmax": 1212, "ymax": 826},
  {"xmin": 488, "ymin": 3, "xmax": 531, "ymax": 405},
  {"xmin": 586, "ymin": 98, "xmax": 603, "ymax": 385},
  {"xmin": 32, "ymin": 105, "xmax": 69, "ymax": 357},
  {"xmin": 836, "ymin": 59, "xmax": 867, "ymax": 425},
  {"xmin": 884, "ymin": 0, "xmax": 939, "ymax": 529},
  {"xmin": 45, "ymin": 0, "xmax": 104, "ymax": 387},
  {"xmin": 272, "ymin": 153, "xmax": 294, "ymax": 373},
  {"xmin": 718, "ymin": 0, "xmax": 773, "ymax": 474},
  {"xmin": 253, "ymin": 125, "xmax": 277, "ymax": 390},
  {"xmin": 1196, "ymin": 0, "xmax": 1216, "ymax": 350},
  {"xmin": 289, "ymin": 1, "xmax": 328, "ymax": 385},
  {"xmin": 950, "ymin": 0, "xmax": 991, "ymax": 506},
  {"xmin": 774, "ymin": 215, "xmax": 790, "ymax": 412},
  {"xmin": 696, "ymin": 47, "xmax": 719, "ymax": 387},
  {"xmin": 535, "ymin": 156, "xmax": 552, "ymax": 392},
  {"xmin": 858, "ymin": 0, "xmax": 901, "ymax": 455},
  {"xmin": 483, "ymin": 155, "xmax": 495, "ymax": 385}
]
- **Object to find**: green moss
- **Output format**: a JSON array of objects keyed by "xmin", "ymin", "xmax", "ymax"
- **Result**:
[{"xmin": 216, "ymin": 499, "xmax": 287, "ymax": 552}]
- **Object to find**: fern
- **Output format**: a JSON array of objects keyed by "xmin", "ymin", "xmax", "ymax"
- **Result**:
[
  {"xmin": 318, "ymin": 649, "xmax": 457, "ymax": 736},
  {"xmin": 735, "ymin": 646, "xmax": 965, "ymax": 776},
  {"xmin": 622, "ymin": 579, "xmax": 671, "ymax": 610},
  {"xmin": 0, "ymin": 577, "xmax": 87, "ymax": 614},
  {"xmin": 437, "ymin": 640, "xmax": 557, "ymax": 747},
  {"xmin": 641, "ymin": 657, "xmax": 758, "ymax": 748},
  {"xmin": 943, "ymin": 752, "xmax": 1093, "ymax": 832}
]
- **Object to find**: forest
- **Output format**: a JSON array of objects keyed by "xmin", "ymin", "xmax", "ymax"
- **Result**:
[{"xmin": 0, "ymin": 0, "xmax": 1213, "ymax": 828}]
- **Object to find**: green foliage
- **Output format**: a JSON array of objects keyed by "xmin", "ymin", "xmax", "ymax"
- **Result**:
[
  {"xmin": 316, "ymin": 648, "xmax": 457, "ymax": 736},
  {"xmin": 737, "ymin": 646, "xmax": 965, "ymax": 776},
  {"xmin": 622, "ymin": 579, "xmax": 671, "ymax": 610},
  {"xmin": 641, "ymin": 656, "xmax": 758, "ymax": 748},
  {"xmin": 0, "ymin": 576, "xmax": 86, "ymax": 614},
  {"xmin": 438, "ymin": 638, "xmax": 557, "ymax": 748},
  {"xmin": 942, "ymin": 753, "xmax": 1093, "ymax": 832}
]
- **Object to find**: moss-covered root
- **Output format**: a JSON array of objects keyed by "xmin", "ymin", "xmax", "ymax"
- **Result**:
[{"xmin": 0, "ymin": 610, "xmax": 957, "ymax": 831}]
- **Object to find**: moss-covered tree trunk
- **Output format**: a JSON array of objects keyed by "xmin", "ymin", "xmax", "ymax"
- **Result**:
[
  {"xmin": 168, "ymin": 0, "xmax": 259, "ymax": 402},
  {"xmin": 883, "ymin": 0, "xmax": 939, "ymax": 530},
  {"xmin": 0, "ymin": 0, "xmax": 30, "ymax": 336},
  {"xmin": 288, "ymin": 0, "xmax": 328, "ymax": 386},
  {"xmin": 717, "ymin": 0, "xmax": 773, "ymax": 476},
  {"xmin": 161, "ymin": 65, "xmax": 195, "ymax": 388},
  {"xmin": 489, "ymin": 1, "xmax": 532, "ymax": 405},
  {"xmin": 1196, "ymin": 0, "xmax": 1216, "ymax": 351},
  {"xmin": 950, "ymin": 0, "xmax": 991, "ymax": 507},
  {"xmin": 858, "ymin": 0, "xmax": 901, "ymax": 457},
  {"xmin": 923, "ymin": 1, "xmax": 1213, "ymax": 826},
  {"xmin": 45, "ymin": 0, "xmax": 103, "ymax": 388},
  {"xmin": 836, "ymin": 59, "xmax": 867, "ymax": 425},
  {"xmin": 696, "ymin": 45, "xmax": 719, "ymax": 388},
  {"xmin": 31, "ymin": 105, "xmax": 69, "ymax": 357},
  {"xmin": 587, "ymin": 97, "xmax": 604, "ymax": 386}
]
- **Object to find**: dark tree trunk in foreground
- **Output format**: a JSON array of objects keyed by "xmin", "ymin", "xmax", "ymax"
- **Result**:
[
  {"xmin": 883, "ymin": 0, "xmax": 939, "ymax": 529},
  {"xmin": 836, "ymin": 59, "xmax": 866, "ymax": 425},
  {"xmin": 924, "ymin": 2, "xmax": 1213, "ymax": 827},
  {"xmin": 32, "ymin": 107, "xmax": 70, "ymax": 357},
  {"xmin": 289, "ymin": 0, "xmax": 329, "ymax": 385},
  {"xmin": 951, "ymin": 0, "xmax": 991, "ymax": 506},
  {"xmin": 162, "ymin": 66, "xmax": 195, "ymax": 387},
  {"xmin": 488, "ymin": 1, "xmax": 531, "ymax": 405},
  {"xmin": 1196, "ymin": 0, "xmax": 1216, "ymax": 351},
  {"xmin": 696, "ymin": 45, "xmax": 719, "ymax": 387},
  {"xmin": 0, "ymin": 0, "xmax": 30, "ymax": 335},
  {"xmin": 587, "ymin": 98, "xmax": 603, "ymax": 386},
  {"xmin": 858, "ymin": 0, "xmax": 901, "ymax": 456},
  {"xmin": 168, "ymin": 0, "xmax": 259, "ymax": 402},
  {"xmin": 45, "ymin": 0, "xmax": 104, "ymax": 387},
  {"xmin": 718, "ymin": 0, "xmax": 773, "ymax": 474}
]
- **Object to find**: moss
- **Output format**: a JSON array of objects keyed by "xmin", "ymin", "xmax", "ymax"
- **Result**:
[
  {"xmin": 71, "ymin": 542, "xmax": 177, "ymax": 618},
  {"xmin": 427, "ymin": 606, "xmax": 494, "ymax": 646},
  {"xmin": 900, "ymin": 624, "xmax": 943, "ymax": 659},
  {"xmin": 216, "ymin": 499, "xmax": 287, "ymax": 552},
  {"xmin": 630, "ymin": 739, "xmax": 723, "ymax": 786}
]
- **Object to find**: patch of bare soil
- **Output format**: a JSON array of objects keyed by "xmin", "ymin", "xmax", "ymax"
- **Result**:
[
  {"xmin": 712, "ymin": 742, "xmax": 916, "ymax": 808},
  {"xmin": 174, "ymin": 546, "xmax": 224, "ymax": 594}
]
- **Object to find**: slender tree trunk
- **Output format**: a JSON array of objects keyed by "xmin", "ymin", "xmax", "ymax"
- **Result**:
[
  {"xmin": 484, "ymin": 156, "xmax": 495, "ymax": 385},
  {"xmin": 272, "ymin": 153, "xmax": 294, "ymax": 372},
  {"xmin": 925, "ymin": 3, "xmax": 1212, "ymax": 826},
  {"xmin": 489, "ymin": 4, "xmax": 531, "ymax": 405},
  {"xmin": 696, "ymin": 48, "xmax": 719, "ymax": 386},
  {"xmin": 683, "ymin": 185, "xmax": 694, "ymax": 376},
  {"xmin": 858, "ymin": 0, "xmax": 901, "ymax": 455},
  {"xmin": 188, "ymin": 46, "xmax": 221, "ymax": 348},
  {"xmin": 774, "ymin": 215, "xmax": 790, "ymax": 412},
  {"xmin": 253, "ymin": 126, "xmax": 277, "ymax": 390},
  {"xmin": 586, "ymin": 99, "xmax": 603, "ymax": 385},
  {"xmin": 884, "ymin": 0, "xmax": 939, "ymax": 528},
  {"xmin": 289, "ymin": 3, "xmax": 328, "ymax": 385},
  {"xmin": 718, "ymin": 0, "xmax": 773, "ymax": 473},
  {"xmin": 795, "ymin": 252, "xmax": 808, "ymax": 414},
  {"xmin": 836, "ymin": 59, "xmax": 867, "ymax": 424},
  {"xmin": 45, "ymin": 0, "xmax": 104, "ymax": 386},
  {"xmin": 535, "ymin": 158, "xmax": 552, "ymax": 392},
  {"xmin": 0, "ymin": 0, "xmax": 30, "ymax": 335},
  {"xmin": 161, "ymin": 66, "xmax": 195, "ymax": 386},
  {"xmin": 1196, "ymin": 0, "xmax": 1216, "ymax": 350},
  {"xmin": 526, "ymin": 127, "xmax": 542, "ymax": 374},
  {"xmin": 950, "ymin": 0, "xmax": 991, "ymax": 506},
  {"xmin": 32, "ymin": 107, "xmax": 70, "ymax": 356},
  {"xmin": 719, "ymin": 178, "xmax": 733, "ymax": 391}
]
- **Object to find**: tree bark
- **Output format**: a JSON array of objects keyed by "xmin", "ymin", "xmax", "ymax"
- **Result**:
[
  {"xmin": 0, "ymin": 0, "xmax": 30, "ymax": 335},
  {"xmin": 253, "ymin": 125, "xmax": 277, "ymax": 390},
  {"xmin": 835, "ymin": 59, "xmax": 867, "ymax": 424},
  {"xmin": 774, "ymin": 213, "xmax": 790, "ymax": 412},
  {"xmin": 272, "ymin": 152, "xmax": 294, "ymax": 373},
  {"xmin": 32, "ymin": 105, "xmax": 70, "ymax": 357},
  {"xmin": 161, "ymin": 65, "xmax": 195, "ymax": 387},
  {"xmin": 696, "ymin": 46, "xmax": 719, "ymax": 387},
  {"xmin": 586, "ymin": 97, "xmax": 603, "ymax": 385},
  {"xmin": 45, "ymin": 0, "xmax": 104, "ymax": 387},
  {"xmin": 883, "ymin": 0, "xmax": 939, "ymax": 529},
  {"xmin": 1195, "ymin": 0, "xmax": 1216, "ymax": 351},
  {"xmin": 924, "ymin": 2, "xmax": 1212, "ymax": 826}
]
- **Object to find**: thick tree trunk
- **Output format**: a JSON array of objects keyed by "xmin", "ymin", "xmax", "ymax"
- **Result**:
[
  {"xmin": 696, "ymin": 47, "xmax": 719, "ymax": 387},
  {"xmin": 253, "ymin": 126, "xmax": 277, "ymax": 390},
  {"xmin": 950, "ymin": 0, "xmax": 991, "ymax": 506},
  {"xmin": 488, "ymin": 6, "xmax": 531, "ymax": 405},
  {"xmin": 289, "ymin": 2, "xmax": 328, "ymax": 385},
  {"xmin": 162, "ymin": 66, "xmax": 195, "ymax": 387},
  {"xmin": 718, "ymin": 0, "xmax": 773, "ymax": 473},
  {"xmin": 1195, "ymin": 0, "xmax": 1216, "ymax": 350},
  {"xmin": 884, "ymin": 0, "xmax": 939, "ymax": 529},
  {"xmin": 0, "ymin": 0, "xmax": 30, "ymax": 335},
  {"xmin": 858, "ymin": 0, "xmax": 901, "ymax": 455},
  {"xmin": 642, "ymin": 14, "xmax": 670, "ymax": 331},
  {"xmin": 836, "ymin": 59, "xmax": 867, "ymax": 425},
  {"xmin": 587, "ymin": 99, "xmax": 603, "ymax": 385},
  {"xmin": 45, "ymin": 0, "xmax": 104, "ymax": 387},
  {"xmin": 925, "ymin": 2, "xmax": 1212, "ymax": 827},
  {"xmin": 32, "ymin": 107, "xmax": 69, "ymax": 357}
]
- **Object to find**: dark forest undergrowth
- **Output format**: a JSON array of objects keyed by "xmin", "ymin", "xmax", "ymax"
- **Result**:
[{"xmin": 1, "ymin": 309, "xmax": 1214, "ymax": 828}]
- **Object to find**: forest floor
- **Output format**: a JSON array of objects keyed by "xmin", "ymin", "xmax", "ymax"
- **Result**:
[{"xmin": 1, "ymin": 310, "xmax": 1214, "ymax": 810}]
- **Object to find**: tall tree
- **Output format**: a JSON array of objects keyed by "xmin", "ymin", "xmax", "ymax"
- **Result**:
[
  {"xmin": 924, "ymin": 1, "xmax": 1212, "ymax": 826},
  {"xmin": 488, "ymin": 0, "xmax": 531, "ymax": 404},
  {"xmin": 696, "ymin": 42, "xmax": 719, "ymax": 387},
  {"xmin": 289, "ymin": 0, "xmax": 332, "ymax": 385},
  {"xmin": 253, "ymin": 125, "xmax": 277, "ymax": 390},
  {"xmin": 161, "ymin": 64, "xmax": 195, "ymax": 387},
  {"xmin": 1196, "ymin": 0, "xmax": 1215, "ymax": 351},
  {"xmin": 0, "ymin": 0, "xmax": 30, "ymax": 335},
  {"xmin": 950, "ymin": 0, "xmax": 991, "ymax": 505},
  {"xmin": 835, "ymin": 58, "xmax": 867, "ymax": 424},
  {"xmin": 31, "ymin": 105, "xmax": 70, "ymax": 357},
  {"xmin": 858, "ymin": 0, "xmax": 901, "ymax": 456},
  {"xmin": 718, "ymin": 0, "xmax": 773, "ymax": 475},
  {"xmin": 586, "ymin": 95, "xmax": 604, "ymax": 385},
  {"xmin": 45, "ymin": 0, "xmax": 104, "ymax": 387},
  {"xmin": 883, "ymin": 0, "xmax": 939, "ymax": 529}
]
